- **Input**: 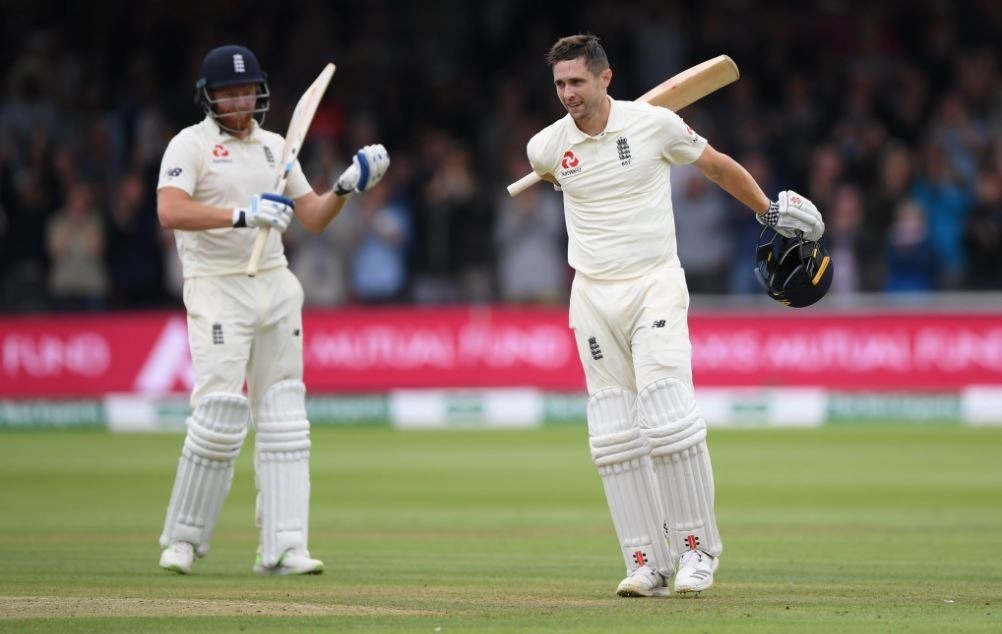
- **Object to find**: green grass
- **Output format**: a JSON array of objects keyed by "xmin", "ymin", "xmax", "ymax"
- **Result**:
[{"xmin": 1, "ymin": 425, "xmax": 1000, "ymax": 632}]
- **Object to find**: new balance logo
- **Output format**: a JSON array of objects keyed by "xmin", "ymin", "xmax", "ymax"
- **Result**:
[
  {"xmin": 212, "ymin": 323, "xmax": 224, "ymax": 345},
  {"xmin": 588, "ymin": 336, "xmax": 603, "ymax": 361},
  {"xmin": 233, "ymin": 54, "xmax": 246, "ymax": 73},
  {"xmin": 652, "ymin": 319, "xmax": 666, "ymax": 328},
  {"xmin": 263, "ymin": 146, "xmax": 275, "ymax": 167}
]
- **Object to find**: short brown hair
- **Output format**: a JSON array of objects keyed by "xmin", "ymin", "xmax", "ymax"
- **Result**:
[{"xmin": 546, "ymin": 34, "xmax": 609, "ymax": 75}]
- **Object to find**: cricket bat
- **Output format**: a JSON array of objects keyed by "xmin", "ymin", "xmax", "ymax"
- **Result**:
[
  {"xmin": 506, "ymin": 54, "xmax": 739, "ymax": 197},
  {"xmin": 246, "ymin": 63, "xmax": 336, "ymax": 276}
]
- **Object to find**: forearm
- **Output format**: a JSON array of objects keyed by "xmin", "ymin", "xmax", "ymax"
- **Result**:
[
  {"xmin": 695, "ymin": 147, "xmax": 771, "ymax": 214},
  {"xmin": 158, "ymin": 197, "xmax": 233, "ymax": 230},
  {"xmin": 294, "ymin": 189, "xmax": 349, "ymax": 234},
  {"xmin": 705, "ymin": 154, "xmax": 771, "ymax": 214}
]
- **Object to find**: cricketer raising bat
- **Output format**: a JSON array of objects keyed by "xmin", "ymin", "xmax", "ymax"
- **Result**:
[
  {"xmin": 246, "ymin": 63, "xmax": 336, "ymax": 276},
  {"xmin": 506, "ymin": 54, "xmax": 740, "ymax": 197}
]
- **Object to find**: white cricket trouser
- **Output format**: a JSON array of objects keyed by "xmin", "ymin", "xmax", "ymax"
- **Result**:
[
  {"xmin": 569, "ymin": 264, "xmax": 692, "ymax": 392},
  {"xmin": 183, "ymin": 267, "xmax": 305, "ymax": 410},
  {"xmin": 573, "ymin": 265, "xmax": 722, "ymax": 569}
]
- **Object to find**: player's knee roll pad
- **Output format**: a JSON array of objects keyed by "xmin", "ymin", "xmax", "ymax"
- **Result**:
[
  {"xmin": 587, "ymin": 387, "xmax": 674, "ymax": 577},
  {"xmin": 637, "ymin": 378, "xmax": 722, "ymax": 559},
  {"xmin": 255, "ymin": 379, "xmax": 312, "ymax": 567},
  {"xmin": 636, "ymin": 377, "xmax": 706, "ymax": 457},
  {"xmin": 161, "ymin": 392, "xmax": 249, "ymax": 555}
]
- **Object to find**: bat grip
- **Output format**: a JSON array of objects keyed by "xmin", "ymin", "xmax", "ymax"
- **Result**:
[
  {"xmin": 246, "ymin": 227, "xmax": 271, "ymax": 276},
  {"xmin": 506, "ymin": 172, "xmax": 542, "ymax": 197}
]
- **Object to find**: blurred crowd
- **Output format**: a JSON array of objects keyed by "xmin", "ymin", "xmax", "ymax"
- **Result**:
[{"xmin": 1, "ymin": 0, "xmax": 1000, "ymax": 313}]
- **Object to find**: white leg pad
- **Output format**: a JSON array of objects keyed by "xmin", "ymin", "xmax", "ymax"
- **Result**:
[
  {"xmin": 588, "ymin": 387, "xmax": 674, "ymax": 578},
  {"xmin": 637, "ymin": 378, "xmax": 722, "ymax": 559},
  {"xmin": 255, "ymin": 380, "xmax": 312, "ymax": 568},
  {"xmin": 160, "ymin": 393, "xmax": 249, "ymax": 556}
]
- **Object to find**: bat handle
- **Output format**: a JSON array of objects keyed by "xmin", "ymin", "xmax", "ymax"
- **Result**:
[
  {"xmin": 246, "ymin": 227, "xmax": 271, "ymax": 277},
  {"xmin": 506, "ymin": 172, "xmax": 542, "ymax": 197}
]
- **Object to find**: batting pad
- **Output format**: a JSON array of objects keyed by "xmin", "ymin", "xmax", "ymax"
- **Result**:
[
  {"xmin": 588, "ymin": 387, "xmax": 674, "ymax": 578},
  {"xmin": 160, "ymin": 392, "xmax": 250, "ymax": 556},
  {"xmin": 637, "ymin": 377, "xmax": 722, "ymax": 558},
  {"xmin": 254, "ymin": 380, "xmax": 312, "ymax": 567}
]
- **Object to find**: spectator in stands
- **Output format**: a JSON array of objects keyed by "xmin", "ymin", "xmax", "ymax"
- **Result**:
[
  {"xmin": 494, "ymin": 152, "xmax": 567, "ymax": 304},
  {"xmin": 864, "ymin": 141, "xmax": 914, "ymax": 242},
  {"xmin": 105, "ymin": 172, "xmax": 165, "ymax": 307},
  {"xmin": 826, "ymin": 183, "xmax": 884, "ymax": 293},
  {"xmin": 884, "ymin": 199, "xmax": 937, "ymax": 293},
  {"xmin": 963, "ymin": 171, "xmax": 1002, "ymax": 290},
  {"xmin": 910, "ymin": 139, "xmax": 972, "ymax": 289},
  {"xmin": 672, "ymin": 163, "xmax": 730, "ymax": 294},
  {"xmin": 45, "ymin": 181, "xmax": 108, "ymax": 310},
  {"xmin": 348, "ymin": 173, "xmax": 413, "ymax": 303}
]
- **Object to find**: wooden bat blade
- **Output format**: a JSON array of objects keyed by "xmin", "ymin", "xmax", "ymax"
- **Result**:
[
  {"xmin": 506, "ymin": 55, "xmax": 739, "ymax": 197},
  {"xmin": 636, "ymin": 55, "xmax": 738, "ymax": 110},
  {"xmin": 247, "ymin": 63, "xmax": 336, "ymax": 277}
]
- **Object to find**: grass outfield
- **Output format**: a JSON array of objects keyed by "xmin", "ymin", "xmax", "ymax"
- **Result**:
[{"xmin": 0, "ymin": 424, "xmax": 1000, "ymax": 632}]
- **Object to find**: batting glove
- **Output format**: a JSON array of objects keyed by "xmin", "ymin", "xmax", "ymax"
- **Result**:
[
  {"xmin": 334, "ymin": 144, "xmax": 390, "ymax": 195},
  {"xmin": 757, "ymin": 190, "xmax": 825, "ymax": 241},
  {"xmin": 232, "ymin": 193, "xmax": 295, "ymax": 232}
]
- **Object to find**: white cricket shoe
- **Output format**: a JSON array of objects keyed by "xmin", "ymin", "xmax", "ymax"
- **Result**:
[
  {"xmin": 159, "ymin": 542, "xmax": 195, "ymax": 575},
  {"xmin": 616, "ymin": 565, "xmax": 671, "ymax": 597},
  {"xmin": 253, "ymin": 549, "xmax": 325, "ymax": 576},
  {"xmin": 674, "ymin": 550, "xmax": 718, "ymax": 595}
]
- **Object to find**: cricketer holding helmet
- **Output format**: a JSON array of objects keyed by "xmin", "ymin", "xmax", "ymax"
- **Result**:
[
  {"xmin": 525, "ymin": 34, "xmax": 824, "ymax": 597},
  {"xmin": 155, "ymin": 44, "xmax": 390, "ymax": 575}
]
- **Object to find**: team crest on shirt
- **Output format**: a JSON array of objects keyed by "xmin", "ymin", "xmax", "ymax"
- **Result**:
[
  {"xmin": 616, "ymin": 136, "xmax": 631, "ymax": 166},
  {"xmin": 559, "ymin": 150, "xmax": 582, "ymax": 177}
]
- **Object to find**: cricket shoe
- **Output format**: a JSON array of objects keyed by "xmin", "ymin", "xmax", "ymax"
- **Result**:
[
  {"xmin": 674, "ymin": 550, "xmax": 718, "ymax": 595},
  {"xmin": 159, "ymin": 541, "xmax": 195, "ymax": 575},
  {"xmin": 616, "ymin": 565, "xmax": 671, "ymax": 597},
  {"xmin": 253, "ymin": 549, "xmax": 325, "ymax": 576}
]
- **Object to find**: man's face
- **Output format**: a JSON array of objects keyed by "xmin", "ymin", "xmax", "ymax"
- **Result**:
[
  {"xmin": 211, "ymin": 83, "xmax": 258, "ymax": 130},
  {"xmin": 552, "ymin": 57, "xmax": 611, "ymax": 121}
]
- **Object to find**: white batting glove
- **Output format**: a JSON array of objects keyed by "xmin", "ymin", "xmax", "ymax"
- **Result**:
[
  {"xmin": 334, "ymin": 144, "xmax": 390, "ymax": 195},
  {"xmin": 232, "ymin": 193, "xmax": 295, "ymax": 232},
  {"xmin": 757, "ymin": 190, "xmax": 825, "ymax": 241}
]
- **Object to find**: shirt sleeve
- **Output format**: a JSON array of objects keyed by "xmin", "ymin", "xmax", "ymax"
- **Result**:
[
  {"xmin": 283, "ymin": 158, "xmax": 313, "ymax": 199},
  {"xmin": 526, "ymin": 131, "xmax": 553, "ymax": 177},
  {"xmin": 156, "ymin": 132, "xmax": 200, "ymax": 195},
  {"xmin": 658, "ymin": 109, "xmax": 708, "ymax": 165}
]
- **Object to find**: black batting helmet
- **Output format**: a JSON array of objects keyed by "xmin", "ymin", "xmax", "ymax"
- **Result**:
[
  {"xmin": 754, "ymin": 227, "xmax": 833, "ymax": 308},
  {"xmin": 194, "ymin": 44, "xmax": 270, "ymax": 128}
]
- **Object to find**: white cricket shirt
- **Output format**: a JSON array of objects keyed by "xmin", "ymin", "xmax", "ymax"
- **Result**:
[
  {"xmin": 527, "ymin": 98, "xmax": 707, "ymax": 280},
  {"xmin": 157, "ymin": 116, "xmax": 312, "ymax": 278}
]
